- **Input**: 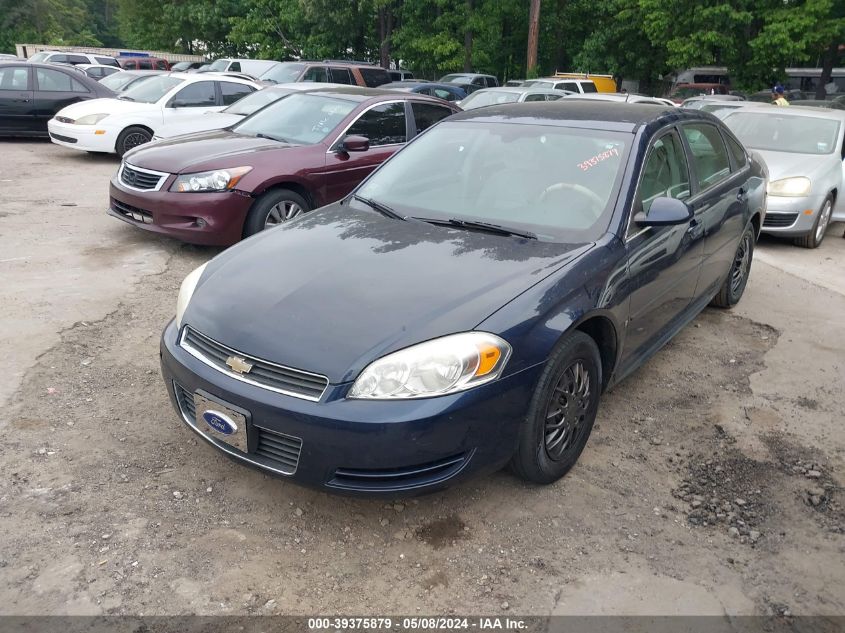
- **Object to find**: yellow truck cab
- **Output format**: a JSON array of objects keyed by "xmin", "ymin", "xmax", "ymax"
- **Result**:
[{"xmin": 553, "ymin": 72, "xmax": 617, "ymax": 93}]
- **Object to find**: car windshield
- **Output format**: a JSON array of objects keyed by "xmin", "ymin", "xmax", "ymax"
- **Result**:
[
  {"xmin": 120, "ymin": 75, "xmax": 182, "ymax": 103},
  {"xmin": 355, "ymin": 121, "xmax": 629, "ymax": 242},
  {"xmin": 30, "ymin": 52, "xmax": 49, "ymax": 62},
  {"xmin": 260, "ymin": 62, "xmax": 305, "ymax": 84},
  {"xmin": 100, "ymin": 72, "xmax": 144, "ymax": 91},
  {"xmin": 724, "ymin": 112, "xmax": 841, "ymax": 154},
  {"xmin": 208, "ymin": 60, "xmax": 230, "ymax": 72},
  {"xmin": 460, "ymin": 90, "xmax": 521, "ymax": 109},
  {"xmin": 224, "ymin": 88, "xmax": 292, "ymax": 115},
  {"xmin": 232, "ymin": 93, "xmax": 356, "ymax": 144}
]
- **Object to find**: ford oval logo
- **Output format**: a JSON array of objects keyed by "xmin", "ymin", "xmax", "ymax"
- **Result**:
[{"xmin": 202, "ymin": 410, "xmax": 237, "ymax": 436}]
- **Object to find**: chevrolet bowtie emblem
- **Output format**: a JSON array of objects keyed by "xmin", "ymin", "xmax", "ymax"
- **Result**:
[{"xmin": 226, "ymin": 355, "xmax": 254, "ymax": 374}]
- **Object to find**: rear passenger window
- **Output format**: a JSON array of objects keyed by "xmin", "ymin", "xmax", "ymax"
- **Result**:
[
  {"xmin": 359, "ymin": 67, "xmax": 391, "ymax": 87},
  {"xmin": 411, "ymin": 102, "xmax": 453, "ymax": 134},
  {"xmin": 302, "ymin": 66, "xmax": 329, "ymax": 82},
  {"xmin": 432, "ymin": 88, "xmax": 456, "ymax": 101},
  {"xmin": 581, "ymin": 83, "xmax": 598, "ymax": 93},
  {"xmin": 95, "ymin": 56, "xmax": 115, "ymax": 66},
  {"xmin": 330, "ymin": 67, "xmax": 354, "ymax": 84},
  {"xmin": 683, "ymin": 124, "xmax": 732, "ymax": 190},
  {"xmin": 0, "ymin": 66, "xmax": 30, "ymax": 90},
  {"xmin": 724, "ymin": 134, "xmax": 747, "ymax": 169},
  {"xmin": 220, "ymin": 81, "xmax": 254, "ymax": 105},
  {"xmin": 524, "ymin": 93, "xmax": 546, "ymax": 102},
  {"xmin": 155, "ymin": 60, "xmax": 168, "ymax": 70},
  {"xmin": 562, "ymin": 82, "xmax": 578, "ymax": 92},
  {"xmin": 347, "ymin": 102, "xmax": 406, "ymax": 146},
  {"xmin": 68, "ymin": 55, "xmax": 88, "ymax": 65}
]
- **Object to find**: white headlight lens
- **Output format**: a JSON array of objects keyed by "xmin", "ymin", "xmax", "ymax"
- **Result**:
[
  {"xmin": 175, "ymin": 263, "xmax": 208, "ymax": 328},
  {"xmin": 171, "ymin": 166, "xmax": 252, "ymax": 193},
  {"xmin": 348, "ymin": 332, "xmax": 511, "ymax": 399},
  {"xmin": 767, "ymin": 176, "xmax": 811, "ymax": 197},
  {"xmin": 75, "ymin": 113, "xmax": 108, "ymax": 125}
]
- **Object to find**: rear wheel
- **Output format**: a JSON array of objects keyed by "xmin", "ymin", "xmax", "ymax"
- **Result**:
[
  {"xmin": 510, "ymin": 331, "xmax": 602, "ymax": 484},
  {"xmin": 711, "ymin": 223, "xmax": 755, "ymax": 308},
  {"xmin": 794, "ymin": 195, "xmax": 833, "ymax": 249},
  {"xmin": 116, "ymin": 126, "xmax": 152, "ymax": 157},
  {"xmin": 243, "ymin": 188, "xmax": 310, "ymax": 238}
]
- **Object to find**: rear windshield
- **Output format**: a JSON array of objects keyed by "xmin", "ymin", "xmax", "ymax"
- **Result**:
[
  {"xmin": 356, "ymin": 121, "xmax": 630, "ymax": 242},
  {"xmin": 260, "ymin": 62, "xmax": 305, "ymax": 84},
  {"xmin": 233, "ymin": 93, "xmax": 356, "ymax": 145},
  {"xmin": 724, "ymin": 111, "xmax": 841, "ymax": 154},
  {"xmin": 120, "ymin": 75, "xmax": 182, "ymax": 103}
]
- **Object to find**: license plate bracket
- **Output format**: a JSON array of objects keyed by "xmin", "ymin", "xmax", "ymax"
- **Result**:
[{"xmin": 193, "ymin": 390, "xmax": 249, "ymax": 453}]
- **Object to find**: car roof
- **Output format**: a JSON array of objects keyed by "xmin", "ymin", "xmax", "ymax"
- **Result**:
[
  {"xmin": 724, "ymin": 105, "xmax": 845, "ymax": 120},
  {"xmin": 287, "ymin": 85, "xmax": 440, "ymax": 102},
  {"xmin": 448, "ymin": 100, "xmax": 703, "ymax": 132}
]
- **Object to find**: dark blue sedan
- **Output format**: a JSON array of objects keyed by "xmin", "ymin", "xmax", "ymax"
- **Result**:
[{"xmin": 160, "ymin": 102, "xmax": 766, "ymax": 495}]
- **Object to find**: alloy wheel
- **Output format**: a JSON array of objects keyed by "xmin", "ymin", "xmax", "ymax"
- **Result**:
[
  {"xmin": 815, "ymin": 199, "xmax": 832, "ymax": 243},
  {"xmin": 265, "ymin": 200, "xmax": 303, "ymax": 228},
  {"xmin": 544, "ymin": 360, "xmax": 591, "ymax": 461},
  {"xmin": 730, "ymin": 231, "xmax": 752, "ymax": 294},
  {"xmin": 122, "ymin": 132, "xmax": 149, "ymax": 152}
]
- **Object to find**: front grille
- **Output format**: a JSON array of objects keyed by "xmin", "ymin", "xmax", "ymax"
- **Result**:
[
  {"xmin": 173, "ymin": 381, "xmax": 302, "ymax": 475},
  {"xmin": 110, "ymin": 198, "xmax": 154, "ymax": 224},
  {"xmin": 49, "ymin": 132, "xmax": 77, "ymax": 144},
  {"xmin": 120, "ymin": 163, "xmax": 166, "ymax": 191},
  {"xmin": 174, "ymin": 382, "xmax": 196, "ymax": 420},
  {"xmin": 180, "ymin": 327, "xmax": 329, "ymax": 401},
  {"xmin": 255, "ymin": 428, "xmax": 303, "ymax": 473},
  {"xmin": 329, "ymin": 453, "xmax": 469, "ymax": 492},
  {"xmin": 55, "ymin": 116, "xmax": 75, "ymax": 124},
  {"xmin": 763, "ymin": 213, "xmax": 798, "ymax": 228}
]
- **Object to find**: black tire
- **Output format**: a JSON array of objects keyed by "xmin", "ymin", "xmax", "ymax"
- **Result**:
[
  {"xmin": 115, "ymin": 126, "xmax": 152, "ymax": 157},
  {"xmin": 510, "ymin": 331, "xmax": 602, "ymax": 485},
  {"xmin": 711, "ymin": 223, "xmax": 755, "ymax": 309},
  {"xmin": 243, "ymin": 188, "xmax": 310, "ymax": 238},
  {"xmin": 794, "ymin": 194, "xmax": 833, "ymax": 249}
]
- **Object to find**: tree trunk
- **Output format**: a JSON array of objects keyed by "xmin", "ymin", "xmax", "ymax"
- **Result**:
[
  {"xmin": 526, "ymin": 0, "xmax": 541, "ymax": 75},
  {"xmin": 553, "ymin": 0, "xmax": 565, "ymax": 72},
  {"xmin": 463, "ymin": 0, "xmax": 473, "ymax": 72},
  {"xmin": 817, "ymin": 41, "xmax": 837, "ymax": 99}
]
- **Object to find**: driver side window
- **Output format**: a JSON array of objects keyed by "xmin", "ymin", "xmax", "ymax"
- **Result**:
[{"xmin": 631, "ymin": 131, "xmax": 691, "ymax": 231}]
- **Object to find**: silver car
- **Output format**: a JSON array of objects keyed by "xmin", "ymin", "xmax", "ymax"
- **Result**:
[
  {"xmin": 722, "ymin": 106, "xmax": 845, "ymax": 247},
  {"xmin": 457, "ymin": 86, "xmax": 570, "ymax": 110}
]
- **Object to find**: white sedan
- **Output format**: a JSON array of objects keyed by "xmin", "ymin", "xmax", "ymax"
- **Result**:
[{"xmin": 47, "ymin": 73, "xmax": 262, "ymax": 156}]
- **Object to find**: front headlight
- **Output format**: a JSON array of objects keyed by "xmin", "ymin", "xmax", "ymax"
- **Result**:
[
  {"xmin": 170, "ymin": 166, "xmax": 252, "ymax": 193},
  {"xmin": 767, "ymin": 176, "xmax": 811, "ymax": 197},
  {"xmin": 348, "ymin": 332, "xmax": 511, "ymax": 399},
  {"xmin": 175, "ymin": 263, "xmax": 208, "ymax": 328},
  {"xmin": 75, "ymin": 113, "xmax": 109, "ymax": 125}
]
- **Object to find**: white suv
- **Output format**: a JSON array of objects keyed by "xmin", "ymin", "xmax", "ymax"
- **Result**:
[
  {"xmin": 29, "ymin": 51, "xmax": 120, "ymax": 67},
  {"xmin": 523, "ymin": 77, "xmax": 597, "ymax": 94}
]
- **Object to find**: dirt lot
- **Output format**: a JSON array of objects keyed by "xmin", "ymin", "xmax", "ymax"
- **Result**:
[{"xmin": 1, "ymin": 141, "xmax": 844, "ymax": 616}]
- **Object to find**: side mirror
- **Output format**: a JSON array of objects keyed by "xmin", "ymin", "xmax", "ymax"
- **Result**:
[
  {"xmin": 169, "ymin": 100, "xmax": 188, "ymax": 108},
  {"xmin": 634, "ymin": 197, "xmax": 693, "ymax": 226},
  {"xmin": 339, "ymin": 135, "xmax": 369, "ymax": 153}
]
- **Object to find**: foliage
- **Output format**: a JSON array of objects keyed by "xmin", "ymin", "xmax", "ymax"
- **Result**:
[{"xmin": 1, "ymin": 0, "xmax": 842, "ymax": 94}]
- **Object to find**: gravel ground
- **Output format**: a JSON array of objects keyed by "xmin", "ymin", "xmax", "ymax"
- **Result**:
[{"xmin": 1, "ymin": 141, "xmax": 844, "ymax": 616}]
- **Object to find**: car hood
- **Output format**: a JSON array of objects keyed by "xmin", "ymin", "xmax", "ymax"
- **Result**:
[
  {"xmin": 155, "ymin": 113, "xmax": 244, "ymax": 139},
  {"xmin": 752, "ymin": 149, "xmax": 834, "ymax": 183},
  {"xmin": 56, "ymin": 97, "xmax": 157, "ymax": 119},
  {"xmin": 184, "ymin": 204, "xmax": 593, "ymax": 384},
  {"xmin": 125, "ymin": 129, "xmax": 299, "ymax": 173}
]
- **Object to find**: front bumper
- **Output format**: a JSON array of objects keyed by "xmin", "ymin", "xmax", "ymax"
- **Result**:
[
  {"xmin": 160, "ymin": 319, "xmax": 540, "ymax": 495},
  {"xmin": 109, "ymin": 178, "xmax": 253, "ymax": 246},
  {"xmin": 47, "ymin": 119, "xmax": 119, "ymax": 153},
  {"xmin": 761, "ymin": 193, "xmax": 825, "ymax": 237}
]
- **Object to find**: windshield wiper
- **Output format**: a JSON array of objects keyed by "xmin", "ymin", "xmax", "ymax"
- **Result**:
[
  {"xmin": 254, "ymin": 132, "xmax": 289, "ymax": 143},
  {"xmin": 353, "ymin": 195, "xmax": 407, "ymax": 221},
  {"xmin": 416, "ymin": 217, "xmax": 537, "ymax": 240},
  {"xmin": 117, "ymin": 95, "xmax": 136, "ymax": 101}
]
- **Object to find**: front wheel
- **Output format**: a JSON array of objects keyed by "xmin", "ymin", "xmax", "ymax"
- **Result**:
[
  {"xmin": 711, "ymin": 223, "xmax": 755, "ymax": 308},
  {"xmin": 243, "ymin": 189, "xmax": 310, "ymax": 238},
  {"xmin": 510, "ymin": 331, "xmax": 602, "ymax": 484},
  {"xmin": 794, "ymin": 195, "xmax": 833, "ymax": 249},
  {"xmin": 116, "ymin": 126, "xmax": 152, "ymax": 157}
]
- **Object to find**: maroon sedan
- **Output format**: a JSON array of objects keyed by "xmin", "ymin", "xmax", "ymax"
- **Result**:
[{"xmin": 108, "ymin": 87, "xmax": 460, "ymax": 245}]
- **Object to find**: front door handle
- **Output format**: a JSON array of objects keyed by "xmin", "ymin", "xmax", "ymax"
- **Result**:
[
  {"xmin": 13, "ymin": 98, "xmax": 30, "ymax": 103},
  {"xmin": 687, "ymin": 218, "xmax": 705, "ymax": 238},
  {"xmin": 737, "ymin": 187, "xmax": 747, "ymax": 201}
]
